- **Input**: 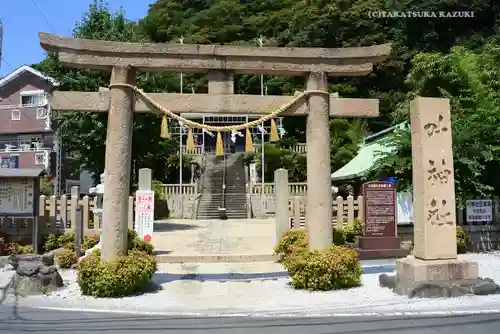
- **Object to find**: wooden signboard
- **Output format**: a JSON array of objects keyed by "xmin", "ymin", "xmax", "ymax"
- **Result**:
[
  {"xmin": 0, "ymin": 177, "xmax": 36, "ymax": 217},
  {"xmin": 362, "ymin": 181, "xmax": 396, "ymax": 237}
]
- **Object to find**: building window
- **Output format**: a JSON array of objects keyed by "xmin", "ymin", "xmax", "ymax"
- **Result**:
[
  {"xmin": 20, "ymin": 90, "xmax": 45, "ymax": 107},
  {"xmin": 36, "ymin": 107, "xmax": 48, "ymax": 119},
  {"xmin": 11, "ymin": 109, "xmax": 20, "ymax": 121},
  {"xmin": 34, "ymin": 152, "xmax": 46, "ymax": 165},
  {"xmin": 18, "ymin": 136, "xmax": 42, "ymax": 150}
]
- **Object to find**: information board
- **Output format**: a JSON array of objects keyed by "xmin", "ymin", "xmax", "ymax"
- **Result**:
[
  {"xmin": 135, "ymin": 190, "xmax": 154, "ymax": 241},
  {"xmin": 362, "ymin": 181, "xmax": 397, "ymax": 237},
  {"xmin": 466, "ymin": 200, "xmax": 493, "ymax": 222},
  {"xmin": 0, "ymin": 177, "xmax": 35, "ymax": 216}
]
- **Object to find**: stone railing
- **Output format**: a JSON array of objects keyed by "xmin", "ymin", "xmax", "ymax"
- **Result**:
[
  {"xmin": 161, "ymin": 184, "xmax": 197, "ymax": 219},
  {"xmin": 181, "ymin": 145, "xmax": 204, "ymax": 155},
  {"xmin": 250, "ymin": 182, "xmax": 307, "ymax": 195},
  {"xmin": 163, "ymin": 184, "xmax": 197, "ymax": 196},
  {"xmin": 253, "ymin": 143, "xmax": 307, "ymax": 154}
]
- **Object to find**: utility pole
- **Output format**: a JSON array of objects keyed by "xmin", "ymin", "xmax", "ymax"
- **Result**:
[
  {"xmin": 257, "ymin": 36, "xmax": 266, "ymax": 215},
  {"xmin": 179, "ymin": 36, "xmax": 184, "ymax": 218}
]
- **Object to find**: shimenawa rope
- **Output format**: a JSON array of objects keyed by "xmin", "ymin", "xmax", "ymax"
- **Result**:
[{"xmin": 108, "ymin": 83, "xmax": 328, "ymax": 155}]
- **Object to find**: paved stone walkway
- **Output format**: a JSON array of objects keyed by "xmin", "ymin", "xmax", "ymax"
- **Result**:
[{"xmin": 151, "ymin": 219, "xmax": 277, "ymax": 262}]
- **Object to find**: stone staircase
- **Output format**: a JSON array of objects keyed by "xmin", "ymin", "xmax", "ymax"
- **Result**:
[
  {"xmin": 223, "ymin": 154, "xmax": 248, "ymax": 219},
  {"xmin": 196, "ymin": 153, "xmax": 248, "ymax": 220}
]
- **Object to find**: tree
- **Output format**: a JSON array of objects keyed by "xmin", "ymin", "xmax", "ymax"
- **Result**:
[
  {"xmin": 34, "ymin": 0, "xmax": 197, "ymax": 184},
  {"xmin": 367, "ymin": 43, "xmax": 500, "ymax": 202}
]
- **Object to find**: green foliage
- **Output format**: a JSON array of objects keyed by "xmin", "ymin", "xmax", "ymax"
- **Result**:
[
  {"xmin": 42, "ymin": 234, "xmax": 63, "ymax": 253},
  {"xmin": 56, "ymin": 248, "xmax": 78, "ymax": 269},
  {"xmin": 151, "ymin": 180, "xmax": 170, "ymax": 219},
  {"xmin": 7, "ymin": 243, "xmax": 34, "ymax": 255},
  {"xmin": 256, "ymin": 143, "xmax": 307, "ymax": 182},
  {"xmin": 456, "ymin": 226, "xmax": 469, "ymax": 254},
  {"xmin": 32, "ymin": 0, "xmax": 500, "ymax": 199},
  {"xmin": 368, "ymin": 43, "xmax": 500, "ymax": 200},
  {"xmin": 289, "ymin": 245, "xmax": 362, "ymax": 291},
  {"xmin": 77, "ymin": 228, "xmax": 156, "ymax": 297},
  {"xmin": 127, "ymin": 229, "xmax": 155, "ymax": 255},
  {"xmin": 77, "ymin": 249, "xmax": 157, "ymax": 298},
  {"xmin": 83, "ymin": 235, "xmax": 101, "ymax": 250},
  {"xmin": 33, "ymin": 0, "xmax": 192, "ymax": 185},
  {"xmin": 335, "ymin": 219, "xmax": 364, "ymax": 244},
  {"xmin": 43, "ymin": 233, "xmax": 75, "ymax": 252},
  {"xmin": 274, "ymin": 229, "xmax": 308, "ymax": 259},
  {"xmin": 43, "ymin": 232, "xmax": 101, "ymax": 253},
  {"xmin": 40, "ymin": 175, "xmax": 54, "ymax": 196}
]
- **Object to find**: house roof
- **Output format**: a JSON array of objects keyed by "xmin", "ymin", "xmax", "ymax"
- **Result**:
[
  {"xmin": 331, "ymin": 141, "xmax": 396, "ymax": 181},
  {"xmin": 0, "ymin": 65, "xmax": 59, "ymax": 89},
  {"xmin": 331, "ymin": 122, "xmax": 408, "ymax": 181},
  {"xmin": 0, "ymin": 168, "xmax": 45, "ymax": 178}
]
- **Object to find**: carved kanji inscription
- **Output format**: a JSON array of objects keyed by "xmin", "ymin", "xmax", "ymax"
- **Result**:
[
  {"xmin": 428, "ymin": 159, "xmax": 452, "ymax": 185},
  {"xmin": 424, "ymin": 114, "xmax": 448, "ymax": 137},
  {"xmin": 427, "ymin": 198, "xmax": 453, "ymax": 226}
]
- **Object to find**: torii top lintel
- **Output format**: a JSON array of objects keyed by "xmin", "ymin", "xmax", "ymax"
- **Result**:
[{"xmin": 38, "ymin": 32, "xmax": 391, "ymax": 77}]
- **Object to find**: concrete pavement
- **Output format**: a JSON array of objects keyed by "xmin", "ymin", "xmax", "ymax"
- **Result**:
[
  {"xmin": 0, "ymin": 305, "xmax": 499, "ymax": 333},
  {"xmin": 152, "ymin": 219, "xmax": 278, "ymax": 262}
]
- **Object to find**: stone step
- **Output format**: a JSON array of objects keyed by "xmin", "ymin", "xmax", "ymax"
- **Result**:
[
  {"xmin": 197, "ymin": 212, "xmax": 248, "ymax": 217},
  {"xmin": 155, "ymin": 253, "xmax": 280, "ymax": 263}
]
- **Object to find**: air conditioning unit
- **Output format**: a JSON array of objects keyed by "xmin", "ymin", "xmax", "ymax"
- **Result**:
[
  {"xmin": 34, "ymin": 152, "xmax": 48, "ymax": 166},
  {"xmin": 20, "ymin": 144, "xmax": 31, "ymax": 151}
]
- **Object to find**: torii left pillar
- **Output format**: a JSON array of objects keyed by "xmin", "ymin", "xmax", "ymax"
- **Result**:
[{"xmin": 101, "ymin": 65, "xmax": 136, "ymax": 261}]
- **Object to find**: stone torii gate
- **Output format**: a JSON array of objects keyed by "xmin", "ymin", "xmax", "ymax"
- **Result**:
[{"xmin": 39, "ymin": 32, "xmax": 391, "ymax": 261}]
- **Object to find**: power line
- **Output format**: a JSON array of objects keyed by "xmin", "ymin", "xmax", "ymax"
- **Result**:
[{"xmin": 30, "ymin": 0, "xmax": 57, "ymax": 33}]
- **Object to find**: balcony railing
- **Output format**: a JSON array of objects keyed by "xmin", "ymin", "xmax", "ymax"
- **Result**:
[{"xmin": 0, "ymin": 146, "xmax": 51, "ymax": 153}]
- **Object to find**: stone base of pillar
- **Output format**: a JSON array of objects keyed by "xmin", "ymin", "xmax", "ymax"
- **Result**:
[
  {"xmin": 356, "ymin": 236, "xmax": 408, "ymax": 260},
  {"xmin": 379, "ymin": 256, "xmax": 500, "ymax": 298}
]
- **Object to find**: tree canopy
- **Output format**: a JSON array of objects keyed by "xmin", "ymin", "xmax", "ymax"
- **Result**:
[{"xmin": 32, "ymin": 0, "xmax": 500, "ymax": 198}]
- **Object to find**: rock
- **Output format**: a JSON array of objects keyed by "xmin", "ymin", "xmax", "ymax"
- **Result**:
[
  {"xmin": 379, "ymin": 273, "xmax": 500, "ymax": 298},
  {"xmin": 16, "ymin": 259, "xmax": 44, "ymax": 276},
  {"xmin": 2, "ymin": 264, "xmax": 13, "ymax": 272},
  {"xmin": 7, "ymin": 254, "xmax": 64, "ymax": 296},
  {"xmin": 378, "ymin": 274, "xmax": 396, "ymax": 288}
]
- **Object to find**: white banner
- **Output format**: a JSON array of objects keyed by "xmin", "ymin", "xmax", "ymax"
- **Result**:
[{"xmin": 135, "ymin": 190, "xmax": 155, "ymax": 241}]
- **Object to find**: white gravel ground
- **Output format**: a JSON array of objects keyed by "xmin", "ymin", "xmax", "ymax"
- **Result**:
[{"xmin": 4, "ymin": 253, "xmax": 500, "ymax": 316}]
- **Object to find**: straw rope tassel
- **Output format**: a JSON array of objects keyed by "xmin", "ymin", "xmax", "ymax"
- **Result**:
[
  {"xmin": 245, "ymin": 129, "xmax": 253, "ymax": 153},
  {"xmin": 216, "ymin": 132, "xmax": 224, "ymax": 156},
  {"xmin": 269, "ymin": 118, "xmax": 279, "ymax": 142},
  {"xmin": 160, "ymin": 116, "xmax": 170, "ymax": 139},
  {"xmin": 186, "ymin": 127, "xmax": 195, "ymax": 154}
]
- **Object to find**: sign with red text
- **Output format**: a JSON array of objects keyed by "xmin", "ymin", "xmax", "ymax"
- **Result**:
[{"xmin": 135, "ymin": 190, "xmax": 154, "ymax": 240}]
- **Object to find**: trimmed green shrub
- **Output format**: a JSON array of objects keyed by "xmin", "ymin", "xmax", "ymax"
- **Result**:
[
  {"xmin": 289, "ymin": 245, "xmax": 362, "ymax": 291},
  {"xmin": 274, "ymin": 229, "xmax": 308, "ymax": 259},
  {"xmin": 83, "ymin": 234, "xmax": 101, "ymax": 250},
  {"xmin": 456, "ymin": 225, "xmax": 469, "ymax": 254},
  {"xmin": 77, "ymin": 249, "xmax": 157, "ymax": 297},
  {"xmin": 127, "ymin": 229, "xmax": 154, "ymax": 254},
  {"xmin": 56, "ymin": 248, "xmax": 77, "ymax": 268}
]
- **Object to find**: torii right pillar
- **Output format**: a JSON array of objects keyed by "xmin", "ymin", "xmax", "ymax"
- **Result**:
[
  {"xmin": 379, "ymin": 97, "xmax": 500, "ymax": 298},
  {"xmin": 306, "ymin": 72, "xmax": 333, "ymax": 250}
]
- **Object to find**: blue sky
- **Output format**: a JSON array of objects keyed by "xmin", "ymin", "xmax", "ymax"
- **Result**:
[{"xmin": 0, "ymin": 0, "xmax": 151, "ymax": 76}]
